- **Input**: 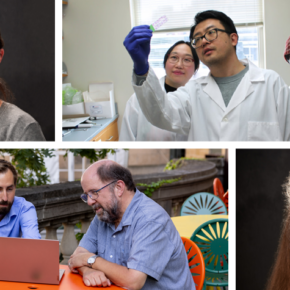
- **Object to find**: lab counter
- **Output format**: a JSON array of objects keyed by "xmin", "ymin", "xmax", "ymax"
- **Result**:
[{"xmin": 62, "ymin": 114, "xmax": 119, "ymax": 141}]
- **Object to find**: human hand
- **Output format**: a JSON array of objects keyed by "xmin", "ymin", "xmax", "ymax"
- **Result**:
[
  {"xmin": 123, "ymin": 25, "xmax": 152, "ymax": 75},
  {"xmin": 82, "ymin": 267, "xmax": 111, "ymax": 287},
  {"xmin": 68, "ymin": 252, "xmax": 92, "ymax": 273}
]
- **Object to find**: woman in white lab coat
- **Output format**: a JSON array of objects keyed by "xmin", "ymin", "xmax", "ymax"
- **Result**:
[{"xmin": 119, "ymin": 41, "xmax": 199, "ymax": 141}]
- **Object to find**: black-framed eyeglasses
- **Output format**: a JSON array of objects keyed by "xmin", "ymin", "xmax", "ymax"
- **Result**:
[
  {"xmin": 191, "ymin": 28, "xmax": 231, "ymax": 49},
  {"xmin": 80, "ymin": 180, "xmax": 118, "ymax": 203}
]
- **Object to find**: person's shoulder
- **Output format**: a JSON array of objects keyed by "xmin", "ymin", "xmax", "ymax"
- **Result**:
[
  {"xmin": 135, "ymin": 191, "xmax": 170, "ymax": 222},
  {"xmin": 3, "ymin": 102, "xmax": 37, "ymax": 124},
  {"xmin": 14, "ymin": 196, "xmax": 35, "ymax": 212}
]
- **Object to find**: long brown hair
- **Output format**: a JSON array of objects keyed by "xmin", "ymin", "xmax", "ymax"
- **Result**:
[
  {"xmin": 0, "ymin": 78, "xmax": 14, "ymax": 102},
  {"xmin": 0, "ymin": 30, "xmax": 14, "ymax": 103},
  {"xmin": 0, "ymin": 29, "xmax": 4, "ymax": 50},
  {"xmin": 266, "ymin": 174, "xmax": 290, "ymax": 290}
]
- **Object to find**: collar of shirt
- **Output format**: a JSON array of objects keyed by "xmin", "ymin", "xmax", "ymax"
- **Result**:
[
  {"xmin": 113, "ymin": 189, "xmax": 143, "ymax": 233},
  {"xmin": 0, "ymin": 196, "xmax": 20, "ymax": 226}
]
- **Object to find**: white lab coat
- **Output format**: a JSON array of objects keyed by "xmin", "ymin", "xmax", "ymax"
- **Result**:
[
  {"xmin": 119, "ymin": 76, "xmax": 187, "ymax": 141},
  {"xmin": 134, "ymin": 59, "xmax": 290, "ymax": 141}
]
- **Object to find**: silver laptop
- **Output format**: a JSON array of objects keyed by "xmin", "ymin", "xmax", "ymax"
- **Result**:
[{"xmin": 0, "ymin": 237, "xmax": 65, "ymax": 285}]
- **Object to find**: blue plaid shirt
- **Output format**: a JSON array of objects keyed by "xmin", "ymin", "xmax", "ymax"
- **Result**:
[
  {"xmin": 79, "ymin": 189, "xmax": 195, "ymax": 290},
  {"xmin": 0, "ymin": 196, "xmax": 41, "ymax": 239}
]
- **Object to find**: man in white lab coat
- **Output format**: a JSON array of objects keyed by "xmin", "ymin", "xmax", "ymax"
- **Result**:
[
  {"xmin": 123, "ymin": 10, "xmax": 290, "ymax": 141},
  {"xmin": 119, "ymin": 41, "xmax": 199, "ymax": 141}
]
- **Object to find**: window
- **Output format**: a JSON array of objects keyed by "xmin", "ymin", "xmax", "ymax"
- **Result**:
[
  {"xmin": 131, "ymin": 0, "xmax": 264, "ymax": 77},
  {"xmin": 149, "ymin": 26, "xmax": 261, "ymax": 78}
]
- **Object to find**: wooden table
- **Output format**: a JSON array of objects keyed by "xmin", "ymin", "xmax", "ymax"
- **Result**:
[
  {"xmin": 171, "ymin": 215, "xmax": 228, "ymax": 239},
  {"xmin": 0, "ymin": 265, "xmax": 123, "ymax": 290}
]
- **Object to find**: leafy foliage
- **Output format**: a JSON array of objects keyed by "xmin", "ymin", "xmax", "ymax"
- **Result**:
[
  {"xmin": 163, "ymin": 157, "xmax": 206, "ymax": 171},
  {"xmin": 0, "ymin": 149, "xmax": 54, "ymax": 188},
  {"xmin": 62, "ymin": 148, "xmax": 129, "ymax": 163},
  {"xmin": 0, "ymin": 149, "xmax": 118, "ymax": 188},
  {"xmin": 137, "ymin": 177, "xmax": 181, "ymax": 197}
]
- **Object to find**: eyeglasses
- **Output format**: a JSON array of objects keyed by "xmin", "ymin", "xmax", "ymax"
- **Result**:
[
  {"xmin": 167, "ymin": 55, "xmax": 194, "ymax": 67},
  {"xmin": 80, "ymin": 180, "xmax": 118, "ymax": 203},
  {"xmin": 191, "ymin": 28, "xmax": 231, "ymax": 49}
]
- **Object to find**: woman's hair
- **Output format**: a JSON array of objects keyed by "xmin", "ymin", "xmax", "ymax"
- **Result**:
[
  {"xmin": 97, "ymin": 162, "xmax": 136, "ymax": 192},
  {"xmin": 0, "ymin": 29, "xmax": 4, "ymax": 49},
  {"xmin": 163, "ymin": 40, "xmax": 200, "ymax": 71},
  {"xmin": 0, "ymin": 78, "xmax": 14, "ymax": 102},
  {"xmin": 266, "ymin": 174, "xmax": 290, "ymax": 290},
  {"xmin": 0, "ymin": 30, "xmax": 14, "ymax": 103}
]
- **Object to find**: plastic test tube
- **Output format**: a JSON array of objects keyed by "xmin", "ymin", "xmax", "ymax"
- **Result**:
[{"xmin": 150, "ymin": 15, "xmax": 168, "ymax": 32}]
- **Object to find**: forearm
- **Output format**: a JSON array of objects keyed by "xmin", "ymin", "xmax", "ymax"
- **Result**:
[
  {"xmin": 77, "ymin": 265, "xmax": 90, "ymax": 276},
  {"xmin": 92, "ymin": 257, "xmax": 137, "ymax": 290},
  {"xmin": 133, "ymin": 67, "xmax": 191, "ymax": 135}
]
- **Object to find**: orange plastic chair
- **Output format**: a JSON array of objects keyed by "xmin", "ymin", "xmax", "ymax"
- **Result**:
[
  {"xmin": 181, "ymin": 237, "xmax": 205, "ymax": 290},
  {"xmin": 213, "ymin": 178, "xmax": 224, "ymax": 200},
  {"xmin": 223, "ymin": 191, "xmax": 228, "ymax": 212}
]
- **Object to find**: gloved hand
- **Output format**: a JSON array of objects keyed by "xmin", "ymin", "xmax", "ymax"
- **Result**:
[{"xmin": 123, "ymin": 25, "xmax": 152, "ymax": 75}]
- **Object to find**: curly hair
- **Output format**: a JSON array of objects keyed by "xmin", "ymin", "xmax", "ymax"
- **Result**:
[
  {"xmin": 266, "ymin": 174, "xmax": 290, "ymax": 290},
  {"xmin": 0, "ymin": 30, "xmax": 14, "ymax": 102},
  {"xmin": 0, "ymin": 29, "xmax": 4, "ymax": 49},
  {"xmin": 0, "ymin": 78, "xmax": 14, "ymax": 102}
]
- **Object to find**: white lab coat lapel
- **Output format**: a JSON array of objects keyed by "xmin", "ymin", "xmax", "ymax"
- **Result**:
[
  {"xmin": 224, "ymin": 73, "xmax": 254, "ymax": 116},
  {"xmin": 200, "ymin": 75, "xmax": 226, "ymax": 112},
  {"xmin": 224, "ymin": 59, "xmax": 265, "ymax": 116},
  {"xmin": 198, "ymin": 59, "xmax": 261, "ymax": 114}
]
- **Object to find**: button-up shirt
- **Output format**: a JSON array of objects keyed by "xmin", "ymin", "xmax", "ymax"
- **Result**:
[
  {"xmin": 79, "ymin": 189, "xmax": 195, "ymax": 290},
  {"xmin": 0, "ymin": 196, "xmax": 41, "ymax": 239}
]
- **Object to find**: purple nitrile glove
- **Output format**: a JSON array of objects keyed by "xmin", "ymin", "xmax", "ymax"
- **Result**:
[{"xmin": 123, "ymin": 25, "xmax": 152, "ymax": 75}]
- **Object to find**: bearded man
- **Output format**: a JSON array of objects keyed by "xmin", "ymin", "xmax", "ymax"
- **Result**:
[
  {"xmin": 68, "ymin": 159, "xmax": 195, "ymax": 290},
  {"xmin": 0, "ymin": 159, "xmax": 41, "ymax": 238}
]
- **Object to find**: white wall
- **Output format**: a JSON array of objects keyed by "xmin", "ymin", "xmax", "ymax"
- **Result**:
[
  {"xmin": 63, "ymin": 0, "xmax": 133, "ymax": 132},
  {"xmin": 264, "ymin": 0, "xmax": 290, "ymax": 85},
  {"xmin": 63, "ymin": 0, "xmax": 290, "ymax": 136}
]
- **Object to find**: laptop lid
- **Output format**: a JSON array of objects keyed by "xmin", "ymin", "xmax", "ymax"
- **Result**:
[{"xmin": 0, "ymin": 237, "xmax": 60, "ymax": 285}]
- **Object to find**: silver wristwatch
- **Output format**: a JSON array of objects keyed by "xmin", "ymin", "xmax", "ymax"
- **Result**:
[{"xmin": 87, "ymin": 255, "xmax": 98, "ymax": 268}]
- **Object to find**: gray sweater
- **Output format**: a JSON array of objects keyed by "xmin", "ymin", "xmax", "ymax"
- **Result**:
[{"xmin": 0, "ymin": 102, "xmax": 46, "ymax": 141}]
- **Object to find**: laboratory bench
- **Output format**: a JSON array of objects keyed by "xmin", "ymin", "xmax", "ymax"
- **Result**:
[{"xmin": 62, "ymin": 114, "xmax": 119, "ymax": 142}]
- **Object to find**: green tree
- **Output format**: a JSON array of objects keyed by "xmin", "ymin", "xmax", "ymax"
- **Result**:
[{"xmin": 0, "ymin": 149, "xmax": 117, "ymax": 188}]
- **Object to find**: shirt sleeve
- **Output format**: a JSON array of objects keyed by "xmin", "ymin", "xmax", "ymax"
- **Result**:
[
  {"xmin": 20, "ymin": 122, "xmax": 46, "ymax": 141},
  {"xmin": 79, "ymin": 216, "xmax": 99, "ymax": 253},
  {"xmin": 276, "ymin": 77, "xmax": 290, "ymax": 141},
  {"xmin": 19, "ymin": 202, "xmax": 41, "ymax": 239},
  {"xmin": 127, "ymin": 220, "xmax": 175, "ymax": 281},
  {"xmin": 133, "ymin": 65, "xmax": 192, "ymax": 136}
]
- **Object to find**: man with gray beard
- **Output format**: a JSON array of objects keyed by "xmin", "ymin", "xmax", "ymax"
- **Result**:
[
  {"xmin": 0, "ymin": 29, "xmax": 45, "ymax": 141},
  {"xmin": 68, "ymin": 160, "xmax": 195, "ymax": 290}
]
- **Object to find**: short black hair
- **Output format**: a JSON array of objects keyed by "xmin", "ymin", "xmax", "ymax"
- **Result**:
[
  {"xmin": 190, "ymin": 10, "xmax": 238, "ymax": 51},
  {"xmin": 163, "ymin": 40, "xmax": 200, "ymax": 71}
]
